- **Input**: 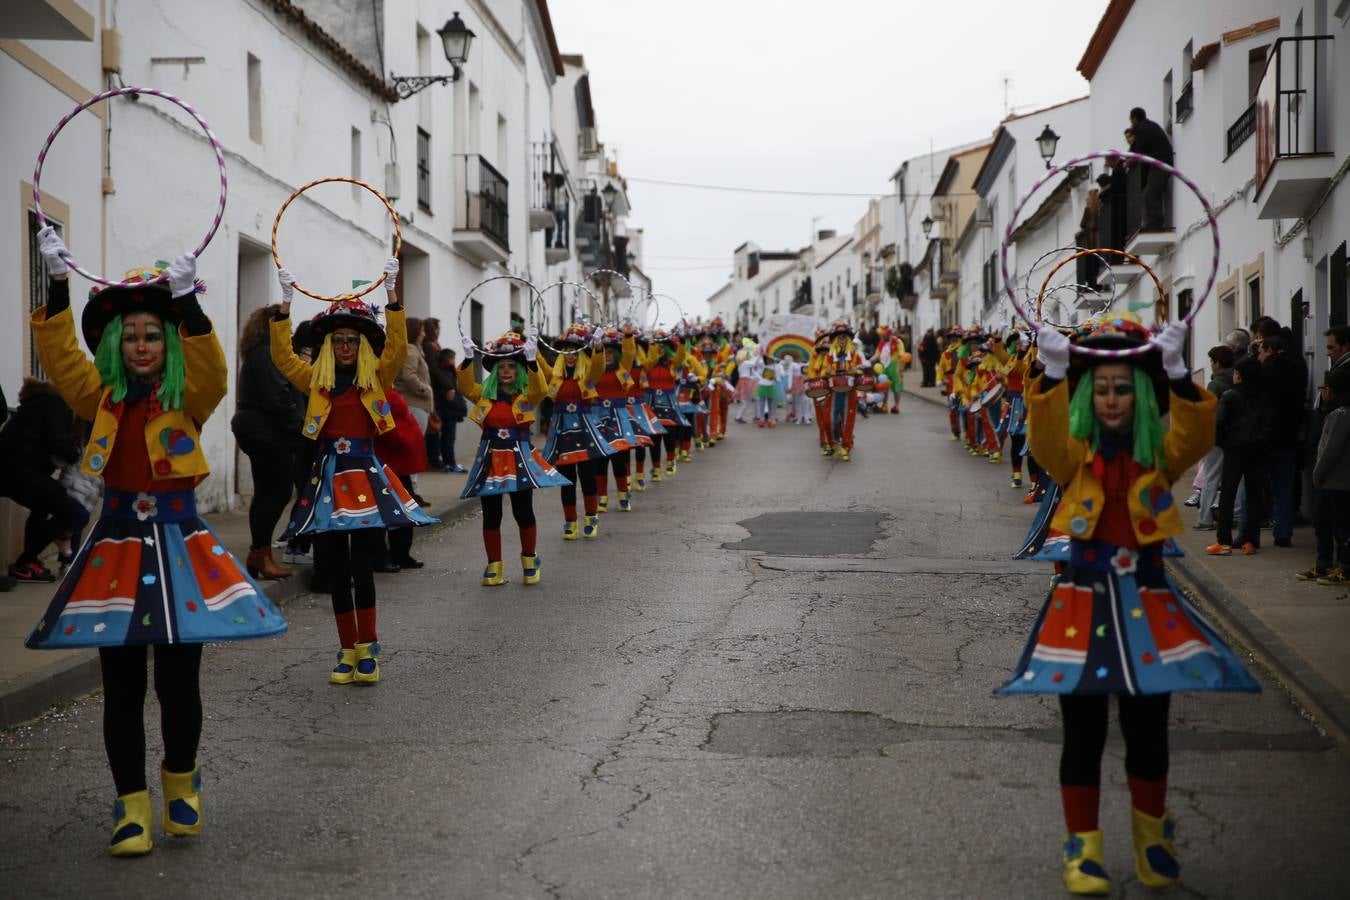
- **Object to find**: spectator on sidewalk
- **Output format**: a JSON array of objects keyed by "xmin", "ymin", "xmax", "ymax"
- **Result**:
[
  {"xmin": 231, "ymin": 305, "xmax": 304, "ymax": 581},
  {"xmin": 421, "ymin": 317, "xmax": 444, "ymax": 465},
  {"xmin": 375, "ymin": 388, "xmax": 429, "ymax": 572},
  {"xmin": 1259, "ymin": 331, "xmax": 1307, "ymax": 547},
  {"xmin": 436, "ymin": 348, "xmax": 468, "ymax": 472},
  {"xmin": 1298, "ymin": 366, "xmax": 1350, "ymax": 585},
  {"xmin": 395, "ymin": 317, "xmax": 436, "ymax": 483},
  {"xmin": 919, "ymin": 328, "xmax": 940, "ymax": 387},
  {"xmin": 1315, "ymin": 326, "xmax": 1350, "ymax": 417},
  {"xmin": 1209, "ymin": 357, "xmax": 1271, "ymax": 555},
  {"xmin": 1189, "ymin": 345, "xmax": 1236, "ymax": 530},
  {"xmin": 1128, "ymin": 107, "xmax": 1174, "ymax": 229},
  {"xmin": 55, "ymin": 422, "xmax": 104, "ymax": 571},
  {"xmin": 283, "ymin": 319, "xmax": 320, "ymax": 567},
  {"xmin": 0, "ymin": 377, "xmax": 87, "ymax": 582}
]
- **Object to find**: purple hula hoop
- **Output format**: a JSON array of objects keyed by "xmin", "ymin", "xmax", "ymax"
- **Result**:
[
  {"xmin": 999, "ymin": 150, "xmax": 1219, "ymax": 359},
  {"xmin": 33, "ymin": 86, "xmax": 228, "ymax": 289}
]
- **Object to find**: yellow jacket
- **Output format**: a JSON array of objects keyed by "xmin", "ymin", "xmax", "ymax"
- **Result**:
[
  {"xmin": 459, "ymin": 361, "xmax": 549, "ymax": 426},
  {"xmin": 1027, "ymin": 375, "xmax": 1216, "ymax": 545},
  {"xmin": 546, "ymin": 348, "xmax": 605, "ymax": 400},
  {"xmin": 805, "ymin": 350, "xmax": 830, "ymax": 379},
  {"xmin": 31, "ymin": 305, "xmax": 226, "ymax": 482},
  {"xmin": 270, "ymin": 307, "xmax": 407, "ymax": 438}
]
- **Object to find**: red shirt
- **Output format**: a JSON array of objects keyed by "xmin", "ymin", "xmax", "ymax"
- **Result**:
[
  {"xmin": 596, "ymin": 370, "xmax": 627, "ymax": 399},
  {"xmin": 1092, "ymin": 451, "xmax": 1142, "ymax": 549},
  {"xmin": 322, "ymin": 387, "xmax": 377, "ymax": 439},
  {"xmin": 482, "ymin": 399, "xmax": 520, "ymax": 429},
  {"xmin": 103, "ymin": 396, "xmax": 199, "ymax": 493},
  {"xmin": 647, "ymin": 365, "xmax": 677, "ymax": 390}
]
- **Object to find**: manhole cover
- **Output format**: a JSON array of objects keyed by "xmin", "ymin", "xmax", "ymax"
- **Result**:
[
  {"xmin": 723, "ymin": 512, "xmax": 884, "ymax": 555},
  {"xmin": 703, "ymin": 710, "xmax": 905, "ymax": 758}
]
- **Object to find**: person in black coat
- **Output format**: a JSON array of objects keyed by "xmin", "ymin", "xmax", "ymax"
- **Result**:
[
  {"xmin": 434, "ymin": 348, "xmax": 468, "ymax": 472},
  {"xmin": 1211, "ymin": 358, "xmax": 1271, "ymax": 554},
  {"xmin": 0, "ymin": 377, "xmax": 87, "ymax": 581},
  {"xmin": 1128, "ymin": 107, "xmax": 1174, "ymax": 229},
  {"xmin": 231, "ymin": 304, "xmax": 305, "ymax": 579},
  {"xmin": 1259, "ymin": 333, "xmax": 1307, "ymax": 546}
]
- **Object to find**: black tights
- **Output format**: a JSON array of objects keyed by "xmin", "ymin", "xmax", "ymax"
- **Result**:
[
  {"xmin": 558, "ymin": 459, "xmax": 600, "ymax": 509},
  {"xmin": 482, "ymin": 492, "xmax": 536, "ymax": 530},
  {"xmin": 1009, "ymin": 434, "xmax": 1026, "ymax": 472},
  {"xmin": 243, "ymin": 446, "xmax": 295, "ymax": 550},
  {"xmin": 317, "ymin": 529, "xmax": 382, "ymax": 614},
  {"xmin": 1059, "ymin": 693, "xmax": 1170, "ymax": 786},
  {"xmin": 100, "ymin": 644, "xmax": 204, "ymax": 795}
]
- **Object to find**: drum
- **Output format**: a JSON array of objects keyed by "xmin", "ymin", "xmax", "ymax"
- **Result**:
[
  {"xmin": 829, "ymin": 374, "xmax": 854, "ymax": 393},
  {"xmin": 854, "ymin": 372, "xmax": 877, "ymax": 391},
  {"xmin": 804, "ymin": 377, "xmax": 829, "ymax": 399}
]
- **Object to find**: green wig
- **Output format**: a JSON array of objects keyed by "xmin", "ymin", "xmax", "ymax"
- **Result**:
[
  {"xmin": 1068, "ymin": 367, "xmax": 1165, "ymax": 469},
  {"xmin": 93, "ymin": 313, "xmax": 186, "ymax": 410},
  {"xmin": 481, "ymin": 359, "xmax": 529, "ymax": 402}
]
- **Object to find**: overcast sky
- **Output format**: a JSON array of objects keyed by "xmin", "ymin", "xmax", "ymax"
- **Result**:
[{"xmin": 547, "ymin": 0, "xmax": 1108, "ymax": 313}]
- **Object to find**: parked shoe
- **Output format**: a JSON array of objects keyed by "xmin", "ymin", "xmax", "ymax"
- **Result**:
[
  {"xmin": 1131, "ymin": 808, "xmax": 1180, "ymax": 888},
  {"xmin": 1023, "ymin": 490, "xmax": 1037, "ymax": 505},
  {"xmin": 1010, "ymin": 474, "xmax": 1023, "ymax": 488},
  {"xmin": 282, "ymin": 545, "xmax": 313, "ymax": 565},
  {"xmin": 563, "ymin": 521, "xmax": 579, "ymax": 541},
  {"xmin": 650, "ymin": 468, "xmax": 663, "ymax": 483},
  {"xmin": 521, "ymin": 554, "xmax": 541, "ymax": 585},
  {"xmin": 679, "ymin": 450, "xmax": 692, "ymax": 462},
  {"xmin": 393, "ymin": 556, "xmax": 424, "ymax": 570},
  {"xmin": 582, "ymin": 515, "xmax": 600, "ymax": 539},
  {"xmin": 245, "ymin": 547, "xmax": 292, "ymax": 581},
  {"xmin": 354, "ymin": 641, "xmax": 380, "ymax": 684},
  {"xmin": 1205, "ymin": 543, "xmax": 1233, "ymax": 556},
  {"xmin": 838, "ymin": 448, "xmax": 851, "ymax": 462},
  {"xmin": 1061, "ymin": 830, "xmax": 1111, "ymax": 895},
  {"xmin": 1296, "ymin": 565, "xmax": 1330, "ymax": 582},
  {"xmin": 1241, "ymin": 542, "xmax": 1258, "ymax": 556},
  {"xmin": 8, "ymin": 560, "xmax": 56, "ymax": 583},
  {"xmin": 1316, "ymin": 568, "xmax": 1348, "ymax": 586},
  {"xmin": 635, "ymin": 475, "xmax": 647, "ymax": 491},
  {"xmin": 161, "ymin": 765, "xmax": 203, "ymax": 837},
  {"xmin": 446, "ymin": 464, "xmax": 467, "ymax": 473},
  {"xmin": 482, "ymin": 561, "xmax": 505, "ymax": 586},
  {"xmin": 988, "ymin": 451, "xmax": 1002, "ymax": 463},
  {"xmin": 109, "ymin": 790, "xmax": 154, "ymax": 857},
  {"xmin": 1184, "ymin": 490, "xmax": 1201, "ymax": 508},
  {"xmin": 618, "ymin": 490, "xmax": 632, "ymax": 512},
  {"xmin": 1192, "ymin": 521, "xmax": 1216, "ymax": 531},
  {"xmin": 597, "ymin": 495, "xmax": 609, "ymax": 514},
  {"xmin": 330, "ymin": 648, "xmax": 357, "ymax": 684}
]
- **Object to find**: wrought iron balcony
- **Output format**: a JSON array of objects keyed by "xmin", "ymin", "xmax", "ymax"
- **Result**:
[
  {"xmin": 453, "ymin": 154, "xmax": 509, "ymax": 263},
  {"xmin": 1227, "ymin": 102, "xmax": 1257, "ymax": 158},
  {"xmin": 530, "ymin": 139, "xmax": 573, "ymax": 265},
  {"xmin": 1175, "ymin": 79, "xmax": 1194, "ymax": 124},
  {"xmin": 1255, "ymin": 35, "xmax": 1336, "ymax": 218}
]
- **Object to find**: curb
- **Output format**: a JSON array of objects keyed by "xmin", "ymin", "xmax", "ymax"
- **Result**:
[
  {"xmin": 905, "ymin": 385, "xmax": 1349, "ymax": 745},
  {"xmin": 0, "ymin": 495, "xmax": 479, "ymax": 730}
]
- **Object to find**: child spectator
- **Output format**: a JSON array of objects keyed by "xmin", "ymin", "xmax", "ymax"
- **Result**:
[{"xmin": 1298, "ymin": 367, "xmax": 1350, "ymax": 584}]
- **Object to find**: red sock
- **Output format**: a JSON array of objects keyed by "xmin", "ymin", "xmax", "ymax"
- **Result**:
[
  {"xmin": 483, "ymin": 527, "xmax": 502, "ymax": 561},
  {"xmin": 1127, "ymin": 775, "xmax": 1167, "ymax": 817},
  {"xmin": 1061, "ymin": 785, "xmax": 1100, "ymax": 833},
  {"xmin": 520, "ymin": 524, "xmax": 537, "ymax": 556},
  {"xmin": 595, "ymin": 473, "xmax": 608, "ymax": 496},
  {"xmin": 334, "ymin": 610, "xmax": 358, "ymax": 649},
  {"xmin": 583, "ymin": 494, "xmax": 598, "ymax": 515},
  {"xmin": 563, "ymin": 503, "xmax": 577, "ymax": 522},
  {"xmin": 636, "ymin": 459, "xmax": 645, "ymax": 474},
  {"xmin": 616, "ymin": 476, "xmax": 629, "ymax": 492},
  {"xmin": 355, "ymin": 607, "xmax": 377, "ymax": 643}
]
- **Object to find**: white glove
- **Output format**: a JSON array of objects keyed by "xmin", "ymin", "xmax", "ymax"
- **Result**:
[
  {"xmin": 167, "ymin": 253, "xmax": 197, "ymax": 298},
  {"xmin": 1155, "ymin": 321, "xmax": 1189, "ymax": 381},
  {"xmin": 277, "ymin": 267, "xmax": 295, "ymax": 303},
  {"xmin": 1035, "ymin": 327, "xmax": 1071, "ymax": 380},
  {"xmin": 523, "ymin": 334, "xmax": 537, "ymax": 362},
  {"xmin": 383, "ymin": 257, "xmax": 400, "ymax": 292},
  {"xmin": 461, "ymin": 335, "xmax": 475, "ymax": 357},
  {"xmin": 37, "ymin": 226, "xmax": 70, "ymax": 277}
]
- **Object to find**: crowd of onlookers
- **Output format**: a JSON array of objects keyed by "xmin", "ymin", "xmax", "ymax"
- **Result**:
[{"xmin": 1187, "ymin": 321, "xmax": 1350, "ymax": 584}]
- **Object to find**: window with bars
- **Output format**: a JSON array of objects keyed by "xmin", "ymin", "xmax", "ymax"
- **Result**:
[
  {"xmin": 27, "ymin": 210, "xmax": 60, "ymax": 379},
  {"xmin": 417, "ymin": 128, "xmax": 431, "ymax": 212}
]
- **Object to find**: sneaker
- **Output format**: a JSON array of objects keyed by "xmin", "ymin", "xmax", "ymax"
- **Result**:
[
  {"xmin": 282, "ymin": 546, "xmax": 314, "ymax": 565},
  {"xmin": 445, "ymin": 464, "xmax": 467, "ymax": 474},
  {"xmin": 1184, "ymin": 490, "xmax": 1201, "ymax": 508},
  {"xmin": 1296, "ymin": 566, "xmax": 1329, "ymax": 582},
  {"xmin": 1192, "ymin": 521, "xmax": 1216, "ymax": 531},
  {"xmin": 1205, "ymin": 543, "xmax": 1233, "ymax": 556},
  {"xmin": 8, "ymin": 560, "xmax": 56, "ymax": 582},
  {"xmin": 1316, "ymin": 569, "xmax": 1347, "ymax": 586},
  {"xmin": 1241, "ymin": 542, "xmax": 1258, "ymax": 556}
]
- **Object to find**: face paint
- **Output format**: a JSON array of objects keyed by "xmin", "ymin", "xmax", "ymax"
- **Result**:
[
  {"xmin": 332, "ymin": 328, "xmax": 361, "ymax": 366},
  {"xmin": 122, "ymin": 312, "xmax": 167, "ymax": 379},
  {"xmin": 1092, "ymin": 362, "xmax": 1136, "ymax": 431},
  {"xmin": 496, "ymin": 360, "xmax": 518, "ymax": 389}
]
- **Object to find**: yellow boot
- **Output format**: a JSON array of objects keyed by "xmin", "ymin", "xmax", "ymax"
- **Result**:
[
  {"xmin": 161, "ymin": 765, "xmax": 202, "ymax": 837},
  {"xmin": 597, "ymin": 495, "xmax": 609, "ymax": 514},
  {"xmin": 1061, "ymin": 830, "xmax": 1111, "ymax": 895},
  {"xmin": 618, "ymin": 490, "xmax": 633, "ymax": 512},
  {"xmin": 838, "ymin": 447, "xmax": 851, "ymax": 462},
  {"xmin": 522, "ymin": 554, "xmax": 541, "ymax": 585},
  {"xmin": 354, "ymin": 641, "xmax": 380, "ymax": 684},
  {"xmin": 650, "ymin": 468, "xmax": 663, "ymax": 483},
  {"xmin": 582, "ymin": 515, "xmax": 600, "ymax": 539},
  {"xmin": 110, "ymin": 790, "xmax": 154, "ymax": 856},
  {"xmin": 482, "ymin": 561, "xmax": 505, "ymax": 586},
  {"xmin": 329, "ymin": 648, "xmax": 357, "ymax": 685},
  {"xmin": 1131, "ymin": 808, "xmax": 1180, "ymax": 888},
  {"xmin": 563, "ymin": 521, "xmax": 579, "ymax": 541}
]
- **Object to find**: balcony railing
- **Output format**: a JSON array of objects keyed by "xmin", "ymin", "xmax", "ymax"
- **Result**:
[
  {"xmin": 1226, "ymin": 102, "xmax": 1257, "ymax": 158},
  {"xmin": 1257, "ymin": 35, "xmax": 1334, "ymax": 175},
  {"xmin": 1175, "ymin": 79, "xmax": 1194, "ymax": 124},
  {"xmin": 530, "ymin": 139, "xmax": 571, "ymax": 261},
  {"xmin": 454, "ymin": 154, "xmax": 509, "ymax": 254}
]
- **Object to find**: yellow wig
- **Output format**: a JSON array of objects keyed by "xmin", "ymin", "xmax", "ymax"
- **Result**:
[{"xmin": 312, "ymin": 333, "xmax": 380, "ymax": 392}]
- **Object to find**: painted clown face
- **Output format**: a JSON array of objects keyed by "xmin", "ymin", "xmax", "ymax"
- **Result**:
[
  {"xmin": 496, "ymin": 360, "xmax": 519, "ymax": 388},
  {"xmin": 332, "ymin": 327, "xmax": 361, "ymax": 367},
  {"xmin": 121, "ymin": 312, "xmax": 167, "ymax": 380},
  {"xmin": 1092, "ymin": 363, "xmax": 1136, "ymax": 432}
]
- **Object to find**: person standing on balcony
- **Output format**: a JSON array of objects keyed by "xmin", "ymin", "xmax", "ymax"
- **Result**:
[{"xmin": 1128, "ymin": 108, "xmax": 1174, "ymax": 230}]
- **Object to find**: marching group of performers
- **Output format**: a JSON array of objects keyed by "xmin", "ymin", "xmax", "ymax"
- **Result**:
[{"xmin": 22, "ymin": 224, "xmax": 1262, "ymax": 893}]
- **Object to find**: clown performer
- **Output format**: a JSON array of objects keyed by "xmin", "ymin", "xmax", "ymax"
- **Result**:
[
  {"xmin": 823, "ymin": 320, "xmax": 865, "ymax": 461},
  {"xmin": 972, "ymin": 338, "xmax": 1006, "ymax": 461},
  {"xmin": 873, "ymin": 324, "xmax": 910, "ymax": 413},
  {"xmin": 936, "ymin": 327, "xmax": 964, "ymax": 440},
  {"xmin": 542, "ymin": 323, "xmax": 615, "ymax": 540},
  {"xmin": 644, "ymin": 328, "xmax": 690, "ymax": 479},
  {"xmin": 754, "ymin": 350, "xmax": 779, "ymax": 427},
  {"xmin": 804, "ymin": 328, "xmax": 834, "ymax": 453},
  {"xmin": 732, "ymin": 338, "xmax": 758, "ymax": 423},
  {"xmin": 592, "ymin": 326, "xmax": 646, "ymax": 512},
  {"xmin": 458, "ymin": 329, "xmax": 570, "ymax": 584},
  {"xmin": 996, "ymin": 317, "xmax": 1258, "ymax": 894},
  {"xmin": 993, "ymin": 330, "xmax": 1035, "ymax": 488},
  {"xmin": 625, "ymin": 327, "xmax": 666, "ymax": 492},
  {"xmin": 28, "ymin": 228, "xmax": 288, "ymax": 857},
  {"xmin": 673, "ymin": 332, "xmax": 708, "ymax": 464},
  {"xmin": 272, "ymin": 262, "xmax": 438, "ymax": 685}
]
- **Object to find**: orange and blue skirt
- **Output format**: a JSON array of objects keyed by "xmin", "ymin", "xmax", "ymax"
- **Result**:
[
  {"xmin": 998, "ymin": 540, "xmax": 1259, "ymax": 696},
  {"xmin": 26, "ymin": 488, "xmax": 287, "ymax": 649},
  {"xmin": 462, "ymin": 426, "xmax": 571, "ymax": 498},
  {"xmin": 544, "ymin": 401, "xmax": 618, "ymax": 466},
  {"xmin": 626, "ymin": 395, "xmax": 666, "ymax": 439},
  {"xmin": 650, "ymin": 387, "xmax": 690, "ymax": 429},
  {"xmin": 282, "ymin": 436, "xmax": 439, "ymax": 538},
  {"xmin": 593, "ymin": 397, "xmax": 641, "ymax": 451}
]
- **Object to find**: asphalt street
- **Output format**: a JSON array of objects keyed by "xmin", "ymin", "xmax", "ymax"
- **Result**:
[{"xmin": 2, "ymin": 399, "xmax": 1347, "ymax": 899}]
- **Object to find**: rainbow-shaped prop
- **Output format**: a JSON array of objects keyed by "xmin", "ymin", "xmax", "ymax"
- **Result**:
[{"xmin": 766, "ymin": 334, "xmax": 813, "ymax": 361}]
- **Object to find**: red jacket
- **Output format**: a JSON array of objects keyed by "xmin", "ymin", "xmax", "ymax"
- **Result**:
[{"xmin": 376, "ymin": 389, "xmax": 429, "ymax": 476}]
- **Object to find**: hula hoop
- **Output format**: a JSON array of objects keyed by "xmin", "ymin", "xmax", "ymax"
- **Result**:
[
  {"xmin": 644, "ymin": 291, "xmax": 687, "ymax": 331},
  {"xmin": 1023, "ymin": 244, "xmax": 1119, "ymax": 327},
  {"xmin": 1000, "ymin": 150, "xmax": 1219, "ymax": 358},
  {"xmin": 535, "ymin": 280, "xmax": 600, "ymax": 356},
  {"xmin": 272, "ymin": 177, "xmax": 402, "ymax": 302},
  {"xmin": 1038, "ymin": 248, "xmax": 1168, "ymax": 325},
  {"xmin": 34, "ymin": 86, "xmax": 227, "ymax": 288},
  {"xmin": 458, "ymin": 275, "xmax": 545, "ymax": 358}
]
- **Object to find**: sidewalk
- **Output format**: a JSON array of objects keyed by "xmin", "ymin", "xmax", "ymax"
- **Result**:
[
  {"xmin": 0, "ymin": 470, "xmax": 477, "ymax": 729},
  {"xmin": 904, "ymin": 383, "xmax": 1350, "ymax": 743}
]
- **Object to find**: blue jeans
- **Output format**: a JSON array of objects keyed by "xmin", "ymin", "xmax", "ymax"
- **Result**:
[
  {"xmin": 1314, "ymin": 488, "xmax": 1350, "ymax": 569},
  {"xmin": 1268, "ymin": 445, "xmax": 1298, "ymax": 543}
]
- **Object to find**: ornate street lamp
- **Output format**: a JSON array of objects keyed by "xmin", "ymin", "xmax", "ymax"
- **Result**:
[
  {"xmin": 390, "ymin": 13, "xmax": 476, "ymax": 99},
  {"xmin": 601, "ymin": 182, "xmax": 618, "ymax": 213},
  {"xmin": 1037, "ymin": 124, "xmax": 1061, "ymax": 169},
  {"xmin": 921, "ymin": 215, "xmax": 934, "ymax": 239}
]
